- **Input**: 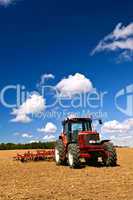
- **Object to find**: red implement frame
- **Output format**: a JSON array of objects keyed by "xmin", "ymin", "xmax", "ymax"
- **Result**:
[{"xmin": 14, "ymin": 149, "xmax": 55, "ymax": 162}]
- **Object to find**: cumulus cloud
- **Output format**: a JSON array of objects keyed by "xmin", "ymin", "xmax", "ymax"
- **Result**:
[
  {"xmin": 11, "ymin": 114, "xmax": 31, "ymax": 123},
  {"xmin": 13, "ymin": 132, "xmax": 20, "ymax": 136},
  {"xmin": 11, "ymin": 93, "xmax": 45, "ymax": 123},
  {"xmin": 56, "ymin": 73, "xmax": 93, "ymax": 97},
  {"xmin": 22, "ymin": 133, "xmax": 33, "ymax": 138},
  {"xmin": 101, "ymin": 119, "xmax": 132, "ymax": 133},
  {"xmin": 91, "ymin": 22, "xmax": 133, "ymax": 62},
  {"xmin": 29, "ymin": 140, "xmax": 39, "ymax": 144},
  {"xmin": 109, "ymin": 133, "xmax": 133, "ymax": 147},
  {"xmin": 43, "ymin": 134, "xmax": 56, "ymax": 142},
  {"xmin": 13, "ymin": 132, "xmax": 33, "ymax": 138},
  {"xmin": 37, "ymin": 122, "xmax": 57, "ymax": 134},
  {"xmin": 102, "ymin": 118, "xmax": 133, "ymax": 146}
]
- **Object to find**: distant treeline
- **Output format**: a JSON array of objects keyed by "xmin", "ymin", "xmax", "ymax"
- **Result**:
[
  {"xmin": 0, "ymin": 143, "xmax": 128, "ymax": 150},
  {"xmin": 0, "ymin": 142, "xmax": 56, "ymax": 150}
]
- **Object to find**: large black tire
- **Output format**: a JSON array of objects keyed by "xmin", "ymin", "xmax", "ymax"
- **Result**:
[
  {"xmin": 68, "ymin": 144, "xmax": 80, "ymax": 168},
  {"xmin": 55, "ymin": 139, "xmax": 66, "ymax": 165},
  {"xmin": 102, "ymin": 142, "xmax": 117, "ymax": 167}
]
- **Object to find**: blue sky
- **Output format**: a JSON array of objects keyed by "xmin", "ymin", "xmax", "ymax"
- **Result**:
[{"xmin": 0, "ymin": 0, "xmax": 133, "ymax": 145}]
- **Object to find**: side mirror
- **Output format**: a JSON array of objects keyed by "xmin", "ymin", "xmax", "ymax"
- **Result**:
[{"xmin": 99, "ymin": 119, "xmax": 103, "ymax": 125}]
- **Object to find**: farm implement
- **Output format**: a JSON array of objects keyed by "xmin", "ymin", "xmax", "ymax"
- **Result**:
[{"xmin": 14, "ymin": 149, "xmax": 55, "ymax": 162}]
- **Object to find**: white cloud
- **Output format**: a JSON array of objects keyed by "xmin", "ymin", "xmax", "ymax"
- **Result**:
[
  {"xmin": 101, "ymin": 120, "xmax": 131, "ymax": 133},
  {"xmin": 56, "ymin": 73, "xmax": 93, "ymax": 97},
  {"xmin": 13, "ymin": 132, "xmax": 20, "ymax": 136},
  {"xmin": 102, "ymin": 118, "xmax": 133, "ymax": 146},
  {"xmin": 29, "ymin": 140, "xmax": 39, "ymax": 144},
  {"xmin": 37, "ymin": 122, "xmax": 57, "ymax": 134},
  {"xmin": 91, "ymin": 22, "xmax": 133, "ymax": 62},
  {"xmin": 0, "ymin": 0, "xmax": 15, "ymax": 6},
  {"xmin": 22, "ymin": 133, "xmax": 33, "ymax": 138},
  {"xmin": 11, "ymin": 114, "xmax": 31, "ymax": 123},
  {"xmin": 43, "ymin": 134, "xmax": 56, "ymax": 142},
  {"xmin": 109, "ymin": 133, "xmax": 133, "ymax": 147},
  {"xmin": 13, "ymin": 132, "xmax": 33, "ymax": 138},
  {"xmin": 111, "ymin": 23, "xmax": 133, "ymax": 39},
  {"xmin": 11, "ymin": 93, "xmax": 45, "ymax": 123}
]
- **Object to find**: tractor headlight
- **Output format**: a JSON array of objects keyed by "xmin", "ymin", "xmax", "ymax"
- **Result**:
[{"xmin": 89, "ymin": 140, "xmax": 96, "ymax": 144}]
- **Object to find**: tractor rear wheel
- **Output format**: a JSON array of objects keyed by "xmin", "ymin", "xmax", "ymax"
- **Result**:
[
  {"xmin": 102, "ymin": 142, "xmax": 117, "ymax": 167},
  {"xmin": 68, "ymin": 144, "xmax": 80, "ymax": 168},
  {"xmin": 55, "ymin": 139, "xmax": 66, "ymax": 165}
]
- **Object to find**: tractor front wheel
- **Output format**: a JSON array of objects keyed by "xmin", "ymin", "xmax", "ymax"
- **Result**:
[
  {"xmin": 55, "ymin": 139, "xmax": 66, "ymax": 165},
  {"xmin": 68, "ymin": 144, "xmax": 80, "ymax": 168},
  {"xmin": 102, "ymin": 142, "xmax": 117, "ymax": 167}
]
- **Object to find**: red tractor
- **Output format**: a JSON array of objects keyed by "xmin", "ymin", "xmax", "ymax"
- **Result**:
[{"xmin": 55, "ymin": 117, "xmax": 117, "ymax": 168}]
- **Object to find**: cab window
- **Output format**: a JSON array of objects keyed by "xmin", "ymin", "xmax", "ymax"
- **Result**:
[{"xmin": 71, "ymin": 123, "xmax": 83, "ymax": 132}]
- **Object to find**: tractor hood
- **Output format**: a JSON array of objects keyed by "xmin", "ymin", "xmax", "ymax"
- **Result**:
[
  {"xmin": 78, "ymin": 131, "xmax": 98, "ymax": 135},
  {"xmin": 78, "ymin": 131, "xmax": 100, "ymax": 146}
]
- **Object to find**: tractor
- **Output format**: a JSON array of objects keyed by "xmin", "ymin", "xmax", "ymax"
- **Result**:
[{"xmin": 55, "ymin": 117, "xmax": 117, "ymax": 168}]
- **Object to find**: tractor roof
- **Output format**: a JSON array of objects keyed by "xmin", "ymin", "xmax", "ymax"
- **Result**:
[{"xmin": 62, "ymin": 117, "xmax": 92, "ymax": 124}]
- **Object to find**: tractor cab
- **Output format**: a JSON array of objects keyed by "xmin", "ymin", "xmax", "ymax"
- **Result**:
[{"xmin": 62, "ymin": 118, "xmax": 101, "ymax": 145}]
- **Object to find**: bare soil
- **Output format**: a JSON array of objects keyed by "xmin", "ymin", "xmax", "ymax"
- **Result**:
[{"xmin": 0, "ymin": 148, "xmax": 133, "ymax": 200}]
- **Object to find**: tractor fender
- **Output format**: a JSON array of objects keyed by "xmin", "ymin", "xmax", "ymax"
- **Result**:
[{"xmin": 100, "ymin": 140, "xmax": 110, "ymax": 144}]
